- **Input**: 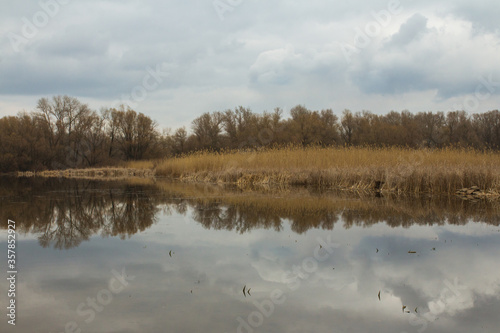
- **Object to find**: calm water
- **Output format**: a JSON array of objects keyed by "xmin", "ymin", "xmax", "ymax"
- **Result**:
[{"xmin": 1, "ymin": 177, "xmax": 500, "ymax": 333}]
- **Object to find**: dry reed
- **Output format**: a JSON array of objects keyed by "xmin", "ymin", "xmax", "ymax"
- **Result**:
[
  {"xmin": 33, "ymin": 167, "xmax": 154, "ymax": 179},
  {"xmin": 154, "ymin": 146, "xmax": 500, "ymax": 194}
]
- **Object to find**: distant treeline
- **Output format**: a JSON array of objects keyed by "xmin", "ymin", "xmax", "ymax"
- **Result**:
[{"xmin": 1, "ymin": 95, "xmax": 500, "ymax": 172}]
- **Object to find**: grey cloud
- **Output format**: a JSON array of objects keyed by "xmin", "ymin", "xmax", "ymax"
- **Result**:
[
  {"xmin": 37, "ymin": 31, "xmax": 110, "ymax": 58},
  {"xmin": 249, "ymin": 46, "xmax": 346, "ymax": 90},
  {"xmin": 350, "ymin": 62, "xmax": 482, "ymax": 99},
  {"xmin": 351, "ymin": 64, "xmax": 430, "ymax": 95},
  {"xmin": 348, "ymin": 10, "xmax": 500, "ymax": 101},
  {"xmin": 449, "ymin": 1, "xmax": 500, "ymax": 34},
  {"xmin": 389, "ymin": 13, "xmax": 429, "ymax": 47}
]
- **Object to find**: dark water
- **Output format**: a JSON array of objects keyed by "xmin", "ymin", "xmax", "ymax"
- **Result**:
[{"xmin": 1, "ymin": 177, "xmax": 500, "ymax": 333}]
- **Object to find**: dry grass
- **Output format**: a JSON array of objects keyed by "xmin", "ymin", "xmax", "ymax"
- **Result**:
[
  {"xmin": 154, "ymin": 146, "xmax": 500, "ymax": 194},
  {"xmin": 21, "ymin": 146, "xmax": 500, "ymax": 195},
  {"xmin": 126, "ymin": 160, "xmax": 156, "ymax": 170},
  {"xmin": 32, "ymin": 167, "xmax": 154, "ymax": 179}
]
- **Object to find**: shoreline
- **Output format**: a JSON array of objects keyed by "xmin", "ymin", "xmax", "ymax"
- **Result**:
[
  {"xmin": 10, "ymin": 147, "xmax": 500, "ymax": 199},
  {"xmin": 11, "ymin": 166, "xmax": 500, "ymax": 200},
  {"xmin": 15, "ymin": 167, "xmax": 154, "ymax": 180}
]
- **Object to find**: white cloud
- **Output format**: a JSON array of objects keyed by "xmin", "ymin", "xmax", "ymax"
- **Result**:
[{"xmin": 349, "ymin": 13, "xmax": 500, "ymax": 101}]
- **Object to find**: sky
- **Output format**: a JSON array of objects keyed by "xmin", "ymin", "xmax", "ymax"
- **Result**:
[{"xmin": 1, "ymin": 0, "xmax": 500, "ymax": 130}]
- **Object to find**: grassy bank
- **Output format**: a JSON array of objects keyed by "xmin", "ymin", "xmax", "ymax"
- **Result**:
[
  {"xmin": 153, "ymin": 146, "xmax": 500, "ymax": 194},
  {"xmin": 19, "ymin": 167, "xmax": 154, "ymax": 179}
]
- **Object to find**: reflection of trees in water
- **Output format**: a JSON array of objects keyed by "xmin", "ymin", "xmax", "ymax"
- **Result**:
[
  {"xmin": 341, "ymin": 195, "xmax": 500, "ymax": 229},
  {"xmin": 192, "ymin": 202, "xmax": 284, "ymax": 233},
  {"xmin": 1, "ymin": 179, "xmax": 500, "ymax": 249},
  {"xmin": 186, "ymin": 191, "xmax": 500, "ymax": 233},
  {"xmin": 0, "ymin": 178, "xmax": 160, "ymax": 249}
]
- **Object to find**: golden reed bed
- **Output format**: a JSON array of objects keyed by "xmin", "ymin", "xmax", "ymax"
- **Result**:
[
  {"xmin": 18, "ymin": 146, "xmax": 500, "ymax": 195},
  {"xmin": 152, "ymin": 146, "xmax": 500, "ymax": 195}
]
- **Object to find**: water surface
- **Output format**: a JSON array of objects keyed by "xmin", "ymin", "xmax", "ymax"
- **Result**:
[{"xmin": 1, "ymin": 177, "xmax": 500, "ymax": 333}]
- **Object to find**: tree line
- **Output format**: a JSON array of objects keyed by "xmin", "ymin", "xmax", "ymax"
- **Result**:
[
  {"xmin": 170, "ymin": 106, "xmax": 500, "ymax": 154},
  {"xmin": 0, "ymin": 96, "xmax": 161, "ymax": 172},
  {"xmin": 1, "ymin": 95, "xmax": 500, "ymax": 172}
]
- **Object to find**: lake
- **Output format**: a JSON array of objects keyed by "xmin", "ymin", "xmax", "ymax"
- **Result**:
[{"xmin": 1, "ymin": 177, "xmax": 500, "ymax": 333}]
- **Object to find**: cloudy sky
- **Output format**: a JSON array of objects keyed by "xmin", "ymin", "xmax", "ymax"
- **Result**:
[{"xmin": 1, "ymin": 0, "xmax": 500, "ymax": 129}]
